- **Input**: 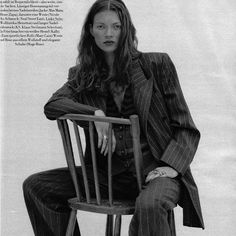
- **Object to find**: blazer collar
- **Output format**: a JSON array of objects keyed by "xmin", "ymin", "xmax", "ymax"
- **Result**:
[{"xmin": 130, "ymin": 55, "xmax": 154, "ymax": 133}]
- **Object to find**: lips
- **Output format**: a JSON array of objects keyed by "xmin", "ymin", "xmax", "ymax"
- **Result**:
[{"xmin": 104, "ymin": 41, "xmax": 115, "ymax": 46}]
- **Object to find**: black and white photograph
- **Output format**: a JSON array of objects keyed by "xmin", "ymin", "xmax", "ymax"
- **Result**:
[{"xmin": 1, "ymin": 0, "xmax": 236, "ymax": 235}]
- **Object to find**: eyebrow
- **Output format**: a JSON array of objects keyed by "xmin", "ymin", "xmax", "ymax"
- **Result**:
[{"xmin": 94, "ymin": 22, "xmax": 121, "ymax": 24}]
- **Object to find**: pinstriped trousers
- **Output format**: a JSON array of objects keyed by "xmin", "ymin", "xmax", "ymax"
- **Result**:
[
  {"xmin": 23, "ymin": 167, "xmax": 180, "ymax": 236},
  {"xmin": 129, "ymin": 177, "xmax": 180, "ymax": 236}
]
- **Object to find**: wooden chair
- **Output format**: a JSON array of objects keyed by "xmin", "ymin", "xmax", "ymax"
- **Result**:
[{"xmin": 57, "ymin": 114, "xmax": 144, "ymax": 236}]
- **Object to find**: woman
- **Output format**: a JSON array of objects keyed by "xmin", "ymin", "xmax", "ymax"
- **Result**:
[{"xmin": 23, "ymin": 0, "xmax": 204, "ymax": 235}]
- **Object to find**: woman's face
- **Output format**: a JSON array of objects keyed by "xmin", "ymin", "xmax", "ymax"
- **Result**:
[{"xmin": 90, "ymin": 10, "xmax": 121, "ymax": 55}]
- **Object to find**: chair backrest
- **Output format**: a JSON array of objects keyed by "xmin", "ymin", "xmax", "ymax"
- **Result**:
[{"xmin": 57, "ymin": 114, "xmax": 143, "ymax": 206}]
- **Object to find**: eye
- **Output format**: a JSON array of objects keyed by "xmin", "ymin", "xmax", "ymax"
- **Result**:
[
  {"xmin": 114, "ymin": 24, "xmax": 121, "ymax": 30},
  {"xmin": 96, "ymin": 25, "xmax": 105, "ymax": 30}
]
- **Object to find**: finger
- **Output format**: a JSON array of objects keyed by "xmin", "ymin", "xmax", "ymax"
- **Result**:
[
  {"xmin": 100, "ymin": 140, "xmax": 105, "ymax": 154},
  {"xmin": 159, "ymin": 171, "xmax": 167, "ymax": 177},
  {"xmin": 145, "ymin": 172, "xmax": 157, "ymax": 183},
  {"xmin": 145, "ymin": 174, "xmax": 154, "ymax": 183},
  {"xmin": 97, "ymin": 132, "xmax": 102, "ymax": 148},
  {"xmin": 145, "ymin": 174, "xmax": 152, "ymax": 183},
  {"xmin": 145, "ymin": 170, "xmax": 163, "ymax": 183},
  {"xmin": 100, "ymin": 137, "xmax": 107, "ymax": 154},
  {"xmin": 105, "ymin": 134, "xmax": 113, "ymax": 156},
  {"xmin": 104, "ymin": 145, "xmax": 109, "ymax": 156},
  {"xmin": 149, "ymin": 173, "xmax": 162, "ymax": 181},
  {"xmin": 146, "ymin": 170, "xmax": 155, "ymax": 180},
  {"xmin": 155, "ymin": 168, "xmax": 167, "ymax": 178},
  {"xmin": 104, "ymin": 138, "xmax": 109, "ymax": 156},
  {"xmin": 112, "ymin": 133, "xmax": 116, "ymax": 153}
]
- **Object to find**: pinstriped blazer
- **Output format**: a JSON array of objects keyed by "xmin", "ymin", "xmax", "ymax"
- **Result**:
[{"xmin": 44, "ymin": 52, "xmax": 204, "ymax": 229}]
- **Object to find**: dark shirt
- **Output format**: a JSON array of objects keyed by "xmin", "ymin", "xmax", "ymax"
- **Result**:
[{"xmin": 106, "ymin": 83, "xmax": 152, "ymax": 170}]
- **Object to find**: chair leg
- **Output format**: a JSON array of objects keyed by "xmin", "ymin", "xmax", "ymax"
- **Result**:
[
  {"xmin": 113, "ymin": 215, "xmax": 122, "ymax": 236},
  {"xmin": 66, "ymin": 209, "xmax": 78, "ymax": 236},
  {"xmin": 168, "ymin": 210, "xmax": 176, "ymax": 236},
  {"xmin": 105, "ymin": 214, "xmax": 113, "ymax": 236}
]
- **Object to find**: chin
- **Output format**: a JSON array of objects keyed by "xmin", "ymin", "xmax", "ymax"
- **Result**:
[
  {"xmin": 97, "ymin": 44, "xmax": 116, "ymax": 52},
  {"xmin": 101, "ymin": 48, "xmax": 116, "ymax": 53}
]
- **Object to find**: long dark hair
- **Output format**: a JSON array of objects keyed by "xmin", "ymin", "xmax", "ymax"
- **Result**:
[{"xmin": 76, "ymin": 0, "xmax": 139, "ymax": 91}]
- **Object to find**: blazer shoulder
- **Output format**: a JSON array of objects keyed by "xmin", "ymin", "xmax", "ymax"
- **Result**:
[
  {"xmin": 67, "ymin": 65, "xmax": 79, "ymax": 81},
  {"xmin": 140, "ymin": 52, "xmax": 170, "ymax": 65},
  {"xmin": 140, "ymin": 51, "xmax": 168, "ymax": 59}
]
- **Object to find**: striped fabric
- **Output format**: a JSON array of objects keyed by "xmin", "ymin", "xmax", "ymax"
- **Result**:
[
  {"xmin": 23, "ymin": 167, "xmax": 180, "ymax": 235},
  {"xmin": 23, "ymin": 168, "xmax": 82, "ymax": 236},
  {"xmin": 106, "ymin": 83, "xmax": 159, "ymax": 175},
  {"xmin": 129, "ymin": 177, "xmax": 180, "ymax": 236},
  {"xmin": 42, "ymin": 52, "xmax": 204, "ymax": 229}
]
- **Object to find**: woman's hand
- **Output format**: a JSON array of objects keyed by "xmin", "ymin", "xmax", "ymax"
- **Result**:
[
  {"xmin": 145, "ymin": 166, "xmax": 178, "ymax": 183},
  {"xmin": 94, "ymin": 110, "xmax": 116, "ymax": 155}
]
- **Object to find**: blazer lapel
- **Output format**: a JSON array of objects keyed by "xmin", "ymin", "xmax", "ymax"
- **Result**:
[{"xmin": 130, "ymin": 57, "xmax": 153, "ymax": 134}]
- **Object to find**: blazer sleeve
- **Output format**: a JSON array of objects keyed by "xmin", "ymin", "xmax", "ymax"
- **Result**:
[
  {"xmin": 159, "ymin": 53, "xmax": 200, "ymax": 175},
  {"xmin": 44, "ymin": 67, "xmax": 98, "ymax": 120}
]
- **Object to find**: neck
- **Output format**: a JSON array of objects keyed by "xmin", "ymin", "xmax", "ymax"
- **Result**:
[{"xmin": 105, "ymin": 52, "xmax": 114, "ymax": 73}]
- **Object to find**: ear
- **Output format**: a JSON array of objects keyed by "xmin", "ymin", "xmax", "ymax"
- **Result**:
[{"xmin": 90, "ymin": 24, "xmax": 94, "ymax": 37}]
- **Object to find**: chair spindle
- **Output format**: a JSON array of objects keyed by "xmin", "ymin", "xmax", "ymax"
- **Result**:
[
  {"xmin": 130, "ymin": 115, "xmax": 143, "ymax": 192},
  {"xmin": 89, "ymin": 121, "xmax": 101, "ymax": 205},
  {"xmin": 57, "ymin": 120, "xmax": 81, "ymax": 200},
  {"xmin": 73, "ymin": 121, "xmax": 91, "ymax": 203},
  {"xmin": 108, "ymin": 123, "xmax": 113, "ymax": 206}
]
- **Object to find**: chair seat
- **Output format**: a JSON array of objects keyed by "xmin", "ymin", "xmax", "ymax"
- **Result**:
[{"xmin": 68, "ymin": 197, "xmax": 135, "ymax": 215}]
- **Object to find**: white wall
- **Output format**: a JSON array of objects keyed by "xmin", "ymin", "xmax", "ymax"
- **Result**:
[{"xmin": 1, "ymin": 0, "xmax": 236, "ymax": 235}]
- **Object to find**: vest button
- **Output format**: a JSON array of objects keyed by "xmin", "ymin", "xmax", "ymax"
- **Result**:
[{"xmin": 125, "ymin": 161, "xmax": 130, "ymax": 168}]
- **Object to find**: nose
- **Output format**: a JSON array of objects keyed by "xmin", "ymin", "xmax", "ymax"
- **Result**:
[{"xmin": 105, "ymin": 26, "xmax": 113, "ymax": 37}]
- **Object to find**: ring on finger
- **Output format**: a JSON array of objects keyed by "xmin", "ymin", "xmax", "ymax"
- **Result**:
[
  {"xmin": 153, "ymin": 169, "xmax": 159, "ymax": 175},
  {"xmin": 159, "ymin": 171, "xmax": 165, "ymax": 176}
]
